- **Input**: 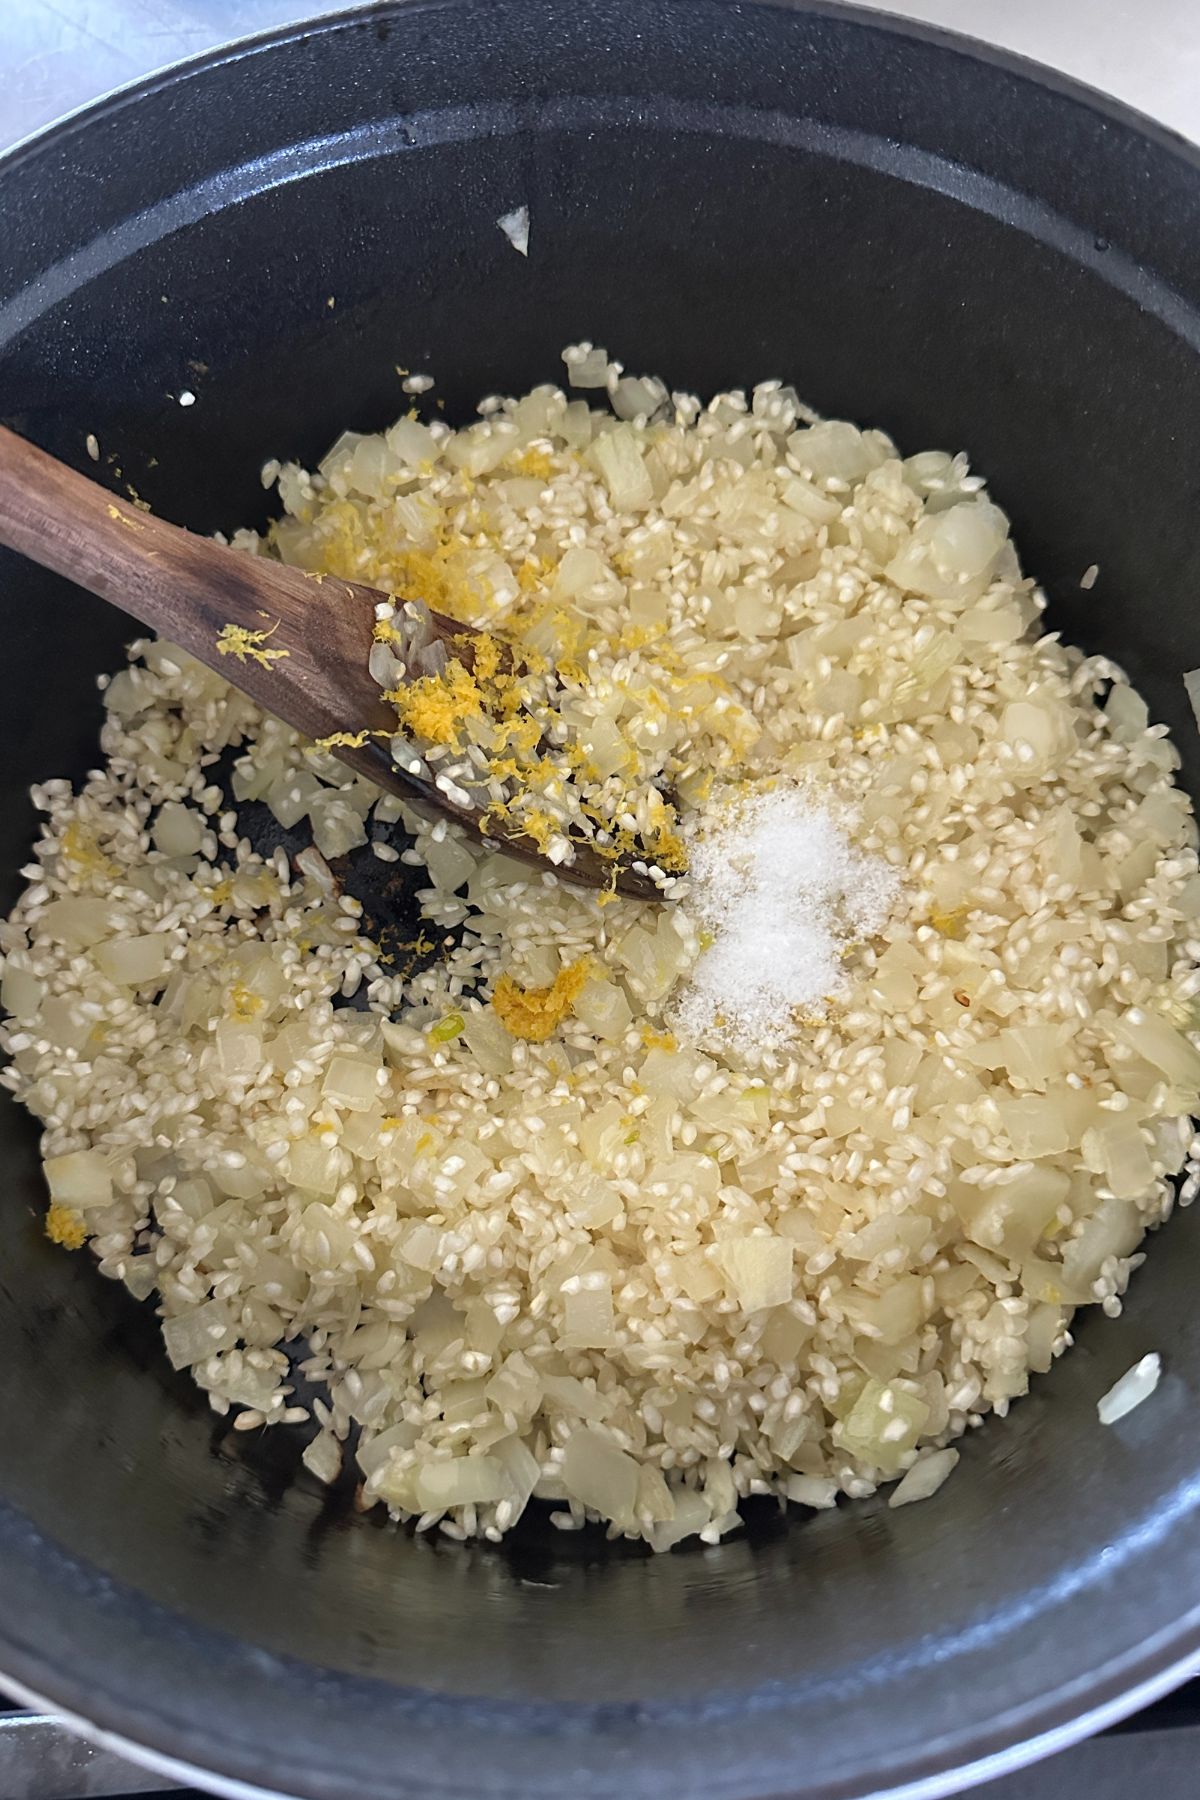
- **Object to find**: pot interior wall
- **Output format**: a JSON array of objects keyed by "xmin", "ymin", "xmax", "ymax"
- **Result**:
[{"xmin": 4, "ymin": 6, "xmax": 1200, "ymax": 1799}]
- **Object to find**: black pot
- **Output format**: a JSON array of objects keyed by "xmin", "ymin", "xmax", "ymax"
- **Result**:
[{"xmin": 4, "ymin": 3, "xmax": 1200, "ymax": 1796}]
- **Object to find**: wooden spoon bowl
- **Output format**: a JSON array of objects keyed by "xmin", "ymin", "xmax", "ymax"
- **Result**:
[{"xmin": 0, "ymin": 426, "xmax": 662, "ymax": 900}]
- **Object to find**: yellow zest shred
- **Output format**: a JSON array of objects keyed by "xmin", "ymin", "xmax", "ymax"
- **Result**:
[
  {"xmin": 470, "ymin": 632, "xmax": 504, "ymax": 684},
  {"xmin": 516, "ymin": 810, "xmax": 561, "ymax": 854},
  {"xmin": 45, "ymin": 1203, "xmax": 88, "ymax": 1250},
  {"xmin": 640, "ymin": 1027, "xmax": 677, "ymax": 1052},
  {"xmin": 229, "ymin": 983, "xmax": 264, "ymax": 1021},
  {"xmin": 516, "ymin": 555, "xmax": 553, "ymax": 593},
  {"xmin": 375, "ymin": 929, "xmax": 436, "ymax": 976},
  {"xmin": 387, "ymin": 659, "xmax": 482, "ymax": 745},
  {"xmin": 216, "ymin": 621, "xmax": 289, "ymax": 669},
  {"xmin": 289, "ymin": 498, "xmax": 687, "ymax": 881},
  {"xmin": 511, "ymin": 448, "xmax": 555, "ymax": 481},
  {"xmin": 616, "ymin": 623, "xmax": 658, "ymax": 654},
  {"xmin": 930, "ymin": 906, "xmax": 970, "ymax": 939},
  {"xmin": 644, "ymin": 823, "xmax": 688, "ymax": 874},
  {"xmin": 312, "ymin": 729, "xmax": 387, "ymax": 750},
  {"xmin": 61, "ymin": 821, "xmax": 116, "ymax": 879},
  {"xmin": 492, "ymin": 958, "xmax": 591, "ymax": 1042}
]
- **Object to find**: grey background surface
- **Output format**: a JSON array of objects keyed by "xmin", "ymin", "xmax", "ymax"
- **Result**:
[{"xmin": 1, "ymin": 1, "xmax": 1198, "ymax": 1797}]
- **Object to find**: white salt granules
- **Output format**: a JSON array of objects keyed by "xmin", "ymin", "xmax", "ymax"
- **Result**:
[{"xmin": 675, "ymin": 784, "xmax": 898, "ymax": 1055}]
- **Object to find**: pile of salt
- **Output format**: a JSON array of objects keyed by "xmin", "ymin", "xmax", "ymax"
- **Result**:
[{"xmin": 674, "ymin": 785, "xmax": 898, "ymax": 1056}]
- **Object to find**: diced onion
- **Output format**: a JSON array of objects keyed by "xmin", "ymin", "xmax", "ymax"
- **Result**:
[
  {"xmin": 888, "ymin": 1447, "xmax": 959, "ymax": 1508},
  {"xmin": 564, "ymin": 346, "xmax": 609, "ymax": 388},
  {"xmin": 96, "ymin": 932, "xmax": 171, "ymax": 988},
  {"xmin": 44, "ymin": 1149, "xmax": 112, "ymax": 1209},
  {"xmin": 416, "ymin": 1455, "xmax": 511, "ymax": 1509},
  {"xmin": 496, "ymin": 205, "xmax": 529, "ymax": 256},
  {"xmin": 561, "ymin": 1425, "xmax": 639, "ymax": 1522},
  {"xmin": 1185, "ymin": 669, "xmax": 1200, "ymax": 735},
  {"xmin": 302, "ymin": 1431, "xmax": 343, "ymax": 1484},
  {"xmin": 591, "ymin": 425, "xmax": 654, "ymax": 511},
  {"xmin": 1097, "ymin": 1353, "xmax": 1161, "ymax": 1425},
  {"xmin": 785, "ymin": 1474, "xmax": 839, "ymax": 1510},
  {"xmin": 162, "ymin": 1299, "xmax": 238, "ymax": 1369}
]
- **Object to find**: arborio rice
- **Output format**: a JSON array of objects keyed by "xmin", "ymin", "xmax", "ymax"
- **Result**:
[{"xmin": 5, "ymin": 346, "xmax": 1200, "ymax": 1550}]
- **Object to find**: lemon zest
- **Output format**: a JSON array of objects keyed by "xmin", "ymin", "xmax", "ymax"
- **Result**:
[
  {"xmin": 492, "ymin": 958, "xmax": 591, "ymax": 1042},
  {"xmin": 61, "ymin": 821, "xmax": 117, "ymax": 879},
  {"xmin": 312, "ymin": 729, "xmax": 389, "ymax": 750},
  {"xmin": 930, "ymin": 906, "xmax": 970, "ymax": 940},
  {"xmin": 216, "ymin": 621, "xmax": 289, "ymax": 669},
  {"xmin": 45, "ymin": 1204, "xmax": 88, "ymax": 1250},
  {"xmin": 388, "ymin": 659, "xmax": 483, "ymax": 745},
  {"xmin": 229, "ymin": 983, "xmax": 264, "ymax": 1021},
  {"xmin": 511, "ymin": 448, "xmax": 555, "ymax": 481}
]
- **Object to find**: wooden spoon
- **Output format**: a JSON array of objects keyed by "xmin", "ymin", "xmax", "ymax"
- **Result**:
[{"xmin": 0, "ymin": 426, "xmax": 662, "ymax": 900}]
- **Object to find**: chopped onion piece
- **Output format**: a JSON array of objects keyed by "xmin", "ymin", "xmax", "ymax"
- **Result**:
[
  {"xmin": 416, "ymin": 1455, "xmax": 510, "ymax": 1509},
  {"xmin": 1186, "ymin": 670, "xmax": 1200, "ymax": 735},
  {"xmin": 718, "ymin": 1235, "xmax": 794, "ymax": 1312},
  {"xmin": 37, "ymin": 897, "xmax": 112, "ymax": 949},
  {"xmin": 561, "ymin": 1426, "xmax": 639, "ymax": 1524},
  {"xmin": 1114, "ymin": 1007, "xmax": 1200, "ymax": 1088},
  {"xmin": 888, "ymin": 1447, "xmax": 959, "ymax": 1508},
  {"xmin": 322, "ymin": 1052, "xmax": 382, "ymax": 1112},
  {"xmin": 1, "ymin": 964, "xmax": 43, "ymax": 1019},
  {"xmin": 647, "ymin": 1488, "xmax": 710, "ymax": 1552},
  {"xmin": 44, "ymin": 1148, "xmax": 112, "ymax": 1209},
  {"xmin": 302, "ymin": 1431, "xmax": 343, "ymax": 1484},
  {"xmin": 96, "ymin": 932, "xmax": 172, "ymax": 988},
  {"xmin": 153, "ymin": 803, "xmax": 206, "ymax": 856},
  {"xmin": 162, "ymin": 1299, "xmax": 238, "ymax": 1369},
  {"xmin": 785, "ymin": 1474, "xmax": 839, "ymax": 1510},
  {"xmin": 1097, "ymin": 1353, "xmax": 1161, "ymax": 1425},
  {"xmin": 562, "ymin": 1276, "xmax": 615, "ymax": 1348},
  {"xmin": 295, "ymin": 846, "xmax": 337, "ymax": 893},
  {"xmin": 496, "ymin": 205, "xmax": 529, "ymax": 256},
  {"xmin": 591, "ymin": 425, "xmax": 654, "ymax": 511},
  {"xmin": 564, "ymin": 345, "xmax": 609, "ymax": 387}
]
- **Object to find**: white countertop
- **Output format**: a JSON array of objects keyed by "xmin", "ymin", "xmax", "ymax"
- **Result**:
[{"xmin": 855, "ymin": 0, "xmax": 1200, "ymax": 144}]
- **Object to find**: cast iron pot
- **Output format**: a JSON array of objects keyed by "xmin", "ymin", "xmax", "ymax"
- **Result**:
[{"xmin": 3, "ymin": 3, "xmax": 1200, "ymax": 1796}]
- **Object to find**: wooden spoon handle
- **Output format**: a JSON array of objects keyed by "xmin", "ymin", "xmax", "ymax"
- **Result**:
[
  {"xmin": 0, "ymin": 424, "xmax": 265, "ymax": 643},
  {"xmin": 0, "ymin": 427, "xmax": 663, "ymax": 900},
  {"xmin": 0, "ymin": 423, "xmax": 388, "ymax": 746}
]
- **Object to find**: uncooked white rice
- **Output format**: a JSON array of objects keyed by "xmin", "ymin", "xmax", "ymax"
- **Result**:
[{"xmin": 4, "ymin": 347, "xmax": 1200, "ymax": 1550}]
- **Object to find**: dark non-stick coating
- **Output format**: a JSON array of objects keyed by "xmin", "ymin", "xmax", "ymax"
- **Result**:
[{"xmin": 4, "ymin": 3, "xmax": 1200, "ymax": 1796}]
